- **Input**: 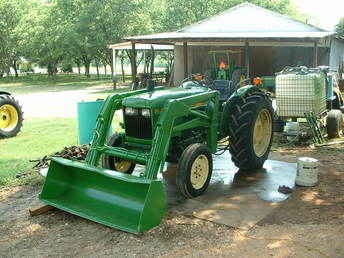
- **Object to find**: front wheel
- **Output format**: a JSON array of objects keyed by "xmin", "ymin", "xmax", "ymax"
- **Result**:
[
  {"xmin": 102, "ymin": 134, "xmax": 136, "ymax": 174},
  {"xmin": 326, "ymin": 110, "xmax": 343, "ymax": 138},
  {"xmin": 227, "ymin": 92, "xmax": 273, "ymax": 171},
  {"xmin": 0, "ymin": 94, "xmax": 23, "ymax": 138},
  {"xmin": 176, "ymin": 144, "xmax": 213, "ymax": 198}
]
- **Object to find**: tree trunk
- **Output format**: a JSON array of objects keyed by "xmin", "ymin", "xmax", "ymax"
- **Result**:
[
  {"xmin": 12, "ymin": 60, "xmax": 18, "ymax": 77},
  {"xmin": 120, "ymin": 56, "xmax": 125, "ymax": 82},
  {"xmin": 95, "ymin": 60, "xmax": 100, "ymax": 78},
  {"xmin": 110, "ymin": 63, "xmax": 114, "ymax": 78},
  {"xmin": 103, "ymin": 63, "xmax": 107, "ymax": 75},
  {"xmin": 47, "ymin": 63, "xmax": 54, "ymax": 77},
  {"xmin": 75, "ymin": 59, "xmax": 81, "ymax": 74},
  {"xmin": 143, "ymin": 52, "xmax": 147, "ymax": 74},
  {"xmin": 126, "ymin": 44, "xmax": 137, "ymax": 83},
  {"xmin": 84, "ymin": 62, "xmax": 91, "ymax": 77},
  {"xmin": 150, "ymin": 50, "xmax": 155, "ymax": 77}
]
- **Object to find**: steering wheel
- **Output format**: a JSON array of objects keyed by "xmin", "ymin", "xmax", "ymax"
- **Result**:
[{"xmin": 181, "ymin": 74, "xmax": 213, "ymax": 88}]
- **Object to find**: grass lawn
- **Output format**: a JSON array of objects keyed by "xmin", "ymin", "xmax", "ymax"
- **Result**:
[
  {"xmin": 0, "ymin": 74, "xmax": 116, "ymax": 94},
  {"xmin": 0, "ymin": 117, "xmax": 78, "ymax": 187},
  {"xmin": 0, "ymin": 74, "xmax": 133, "ymax": 187},
  {"xmin": 0, "ymin": 118, "xmax": 77, "ymax": 187}
]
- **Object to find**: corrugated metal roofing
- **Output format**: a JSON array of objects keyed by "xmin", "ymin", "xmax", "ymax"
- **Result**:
[
  {"xmin": 127, "ymin": 32, "xmax": 333, "ymax": 40},
  {"xmin": 126, "ymin": 3, "xmax": 333, "ymax": 42},
  {"xmin": 179, "ymin": 3, "xmax": 328, "ymax": 33},
  {"xmin": 109, "ymin": 42, "xmax": 173, "ymax": 50}
]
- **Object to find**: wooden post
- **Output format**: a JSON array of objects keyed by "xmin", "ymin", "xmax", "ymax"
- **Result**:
[
  {"xmin": 313, "ymin": 41, "xmax": 318, "ymax": 67},
  {"xmin": 113, "ymin": 49, "xmax": 117, "ymax": 90},
  {"xmin": 131, "ymin": 41, "xmax": 137, "ymax": 83},
  {"xmin": 245, "ymin": 41, "xmax": 250, "ymax": 78},
  {"xmin": 183, "ymin": 42, "xmax": 188, "ymax": 78},
  {"xmin": 113, "ymin": 49, "xmax": 117, "ymax": 77}
]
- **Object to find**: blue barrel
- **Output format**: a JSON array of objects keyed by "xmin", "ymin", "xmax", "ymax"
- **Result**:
[{"xmin": 77, "ymin": 100, "xmax": 110, "ymax": 145}]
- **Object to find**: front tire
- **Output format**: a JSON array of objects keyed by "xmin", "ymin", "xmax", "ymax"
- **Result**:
[
  {"xmin": 102, "ymin": 134, "xmax": 136, "ymax": 174},
  {"xmin": 176, "ymin": 144, "xmax": 213, "ymax": 198},
  {"xmin": 326, "ymin": 110, "xmax": 343, "ymax": 138},
  {"xmin": 227, "ymin": 92, "xmax": 273, "ymax": 171},
  {"xmin": 0, "ymin": 94, "xmax": 23, "ymax": 138}
]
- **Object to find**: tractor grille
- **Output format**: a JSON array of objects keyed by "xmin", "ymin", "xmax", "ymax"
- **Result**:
[{"xmin": 124, "ymin": 113, "xmax": 152, "ymax": 139}]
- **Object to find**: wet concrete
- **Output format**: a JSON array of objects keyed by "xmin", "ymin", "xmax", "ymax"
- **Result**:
[{"xmin": 159, "ymin": 151, "xmax": 297, "ymax": 208}]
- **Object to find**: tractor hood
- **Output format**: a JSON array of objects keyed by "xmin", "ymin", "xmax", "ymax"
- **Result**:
[{"xmin": 122, "ymin": 87, "xmax": 207, "ymax": 109}]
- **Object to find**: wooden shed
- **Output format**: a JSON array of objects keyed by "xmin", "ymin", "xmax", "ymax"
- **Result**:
[{"xmin": 126, "ymin": 2, "xmax": 344, "ymax": 85}]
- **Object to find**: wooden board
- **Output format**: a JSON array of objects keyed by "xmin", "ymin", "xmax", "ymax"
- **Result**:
[{"xmin": 29, "ymin": 204, "xmax": 55, "ymax": 216}]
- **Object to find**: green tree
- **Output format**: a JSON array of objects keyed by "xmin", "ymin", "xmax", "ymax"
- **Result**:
[
  {"xmin": 336, "ymin": 18, "xmax": 344, "ymax": 38},
  {"xmin": 0, "ymin": 0, "xmax": 21, "ymax": 77},
  {"xmin": 159, "ymin": 0, "xmax": 296, "ymax": 31},
  {"xmin": 21, "ymin": 2, "xmax": 66, "ymax": 76}
]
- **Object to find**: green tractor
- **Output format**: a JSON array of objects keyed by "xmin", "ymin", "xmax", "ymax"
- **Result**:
[
  {"xmin": 0, "ymin": 91, "xmax": 23, "ymax": 138},
  {"xmin": 40, "ymin": 76, "xmax": 273, "ymax": 233}
]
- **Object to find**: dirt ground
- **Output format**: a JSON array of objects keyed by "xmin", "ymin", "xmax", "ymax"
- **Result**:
[{"xmin": 1, "ymin": 145, "xmax": 344, "ymax": 257}]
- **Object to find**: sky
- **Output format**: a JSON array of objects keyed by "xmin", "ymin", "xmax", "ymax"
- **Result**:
[{"xmin": 293, "ymin": 0, "xmax": 344, "ymax": 31}]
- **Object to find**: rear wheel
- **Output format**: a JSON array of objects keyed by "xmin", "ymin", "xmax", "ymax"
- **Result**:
[
  {"xmin": 102, "ymin": 134, "xmax": 136, "ymax": 174},
  {"xmin": 227, "ymin": 92, "xmax": 273, "ymax": 171},
  {"xmin": 0, "ymin": 94, "xmax": 23, "ymax": 138},
  {"xmin": 326, "ymin": 110, "xmax": 343, "ymax": 138},
  {"xmin": 177, "ymin": 144, "xmax": 213, "ymax": 198}
]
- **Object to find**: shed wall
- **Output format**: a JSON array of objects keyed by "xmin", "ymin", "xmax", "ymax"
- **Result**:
[
  {"xmin": 330, "ymin": 39, "xmax": 344, "ymax": 70},
  {"xmin": 173, "ymin": 45, "xmax": 331, "ymax": 84}
]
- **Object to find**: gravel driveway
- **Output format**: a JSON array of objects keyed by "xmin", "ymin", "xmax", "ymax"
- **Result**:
[{"xmin": 16, "ymin": 87, "xmax": 108, "ymax": 118}]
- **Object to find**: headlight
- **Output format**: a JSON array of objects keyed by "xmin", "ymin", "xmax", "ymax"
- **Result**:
[
  {"xmin": 125, "ymin": 107, "xmax": 138, "ymax": 116},
  {"xmin": 141, "ymin": 108, "xmax": 150, "ymax": 117}
]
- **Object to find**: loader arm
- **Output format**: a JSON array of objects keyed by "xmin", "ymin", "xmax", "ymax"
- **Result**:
[
  {"xmin": 86, "ymin": 87, "xmax": 165, "ymax": 166},
  {"xmin": 144, "ymin": 90, "xmax": 219, "ymax": 179},
  {"xmin": 87, "ymin": 88, "xmax": 219, "ymax": 180}
]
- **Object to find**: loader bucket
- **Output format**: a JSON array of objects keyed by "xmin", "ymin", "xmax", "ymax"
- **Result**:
[{"xmin": 39, "ymin": 157, "xmax": 166, "ymax": 233}]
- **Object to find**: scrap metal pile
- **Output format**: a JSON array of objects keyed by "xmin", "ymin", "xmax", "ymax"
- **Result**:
[{"xmin": 31, "ymin": 145, "xmax": 89, "ymax": 169}]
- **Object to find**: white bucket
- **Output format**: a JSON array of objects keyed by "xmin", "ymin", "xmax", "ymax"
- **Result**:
[
  {"xmin": 284, "ymin": 122, "xmax": 299, "ymax": 141},
  {"xmin": 296, "ymin": 157, "xmax": 319, "ymax": 186}
]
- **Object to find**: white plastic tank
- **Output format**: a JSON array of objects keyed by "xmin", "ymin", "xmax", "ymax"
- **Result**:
[
  {"xmin": 296, "ymin": 157, "xmax": 319, "ymax": 186},
  {"xmin": 276, "ymin": 69, "xmax": 326, "ymax": 117}
]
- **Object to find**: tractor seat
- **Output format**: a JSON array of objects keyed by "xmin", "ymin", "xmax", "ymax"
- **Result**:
[{"xmin": 211, "ymin": 80, "xmax": 233, "ymax": 101}]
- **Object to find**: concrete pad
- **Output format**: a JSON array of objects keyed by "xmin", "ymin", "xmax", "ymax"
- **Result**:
[
  {"xmin": 162, "ymin": 152, "xmax": 297, "ymax": 229},
  {"xmin": 133, "ymin": 151, "xmax": 297, "ymax": 229},
  {"xmin": 192, "ymin": 194, "xmax": 280, "ymax": 230}
]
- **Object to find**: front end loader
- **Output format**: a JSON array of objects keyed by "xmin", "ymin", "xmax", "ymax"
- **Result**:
[{"xmin": 40, "ymin": 76, "xmax": 274, "ymax": 233}]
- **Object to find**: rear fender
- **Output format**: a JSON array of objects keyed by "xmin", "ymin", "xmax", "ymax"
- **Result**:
[{"xmin": 0, "ymin": 91, "xmax": 11, "ymax": 96}]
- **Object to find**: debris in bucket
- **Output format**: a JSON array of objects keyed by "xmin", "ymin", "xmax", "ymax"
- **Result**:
[
  {"xmin": 278, "ymin": 185, "xmax": 293, "ymax": 194},
  {"xmin": 30, "ymin": 145, "xmax": 89, "ymax": 169}
]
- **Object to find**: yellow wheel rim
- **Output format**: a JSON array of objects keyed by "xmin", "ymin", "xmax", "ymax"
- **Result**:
[
  {"xmin": 115, "ymin": 160, "xmax": 132, "ymax": 173},
  {"xmin": 253, "ymin": 109, "xmax": 272, "ymax": 157},
  {"xmin": 190, "ymin": 154, "xmax": 209, "ymax": 190},
  {"xmin": 0, "ymin": 104, "xmax": 19, "ymax": 132}
]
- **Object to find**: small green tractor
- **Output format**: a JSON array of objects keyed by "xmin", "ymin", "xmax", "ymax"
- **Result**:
[
  {"xmin": 0, "ymin": 91, "xmax": 23, "ymax": 138},
  {"xmin": 40, "ymin": 76, "xmax": 273, "ymax": 233}
]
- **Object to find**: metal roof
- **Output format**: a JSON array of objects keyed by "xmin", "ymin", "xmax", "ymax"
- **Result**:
[
  {"xmin": 109, "ymin": 41, "xmax": 173, "ymax": 50},
  {"xmin": 126, "ymin": 2, "xmax": 334, "ymax": 43}
]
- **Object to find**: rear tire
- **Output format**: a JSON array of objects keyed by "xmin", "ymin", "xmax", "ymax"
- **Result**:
[
  {"xmin": 227, "ymin": 92, "xmax": 273, "ymax": 171},
  {"xmin": 326, "ymin": 110, "xmax": 343, "ymax": 138},
  {"xmin": 177, "ymin": 144, "xmax": 213, "ymax": 198},
  {"xmin": 0, "ymin": 94, "xmax": 23, "ymax": 138},
  {"xmin": 102, "ymin": 134, "xmax": 136, "ymax": 174}
]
